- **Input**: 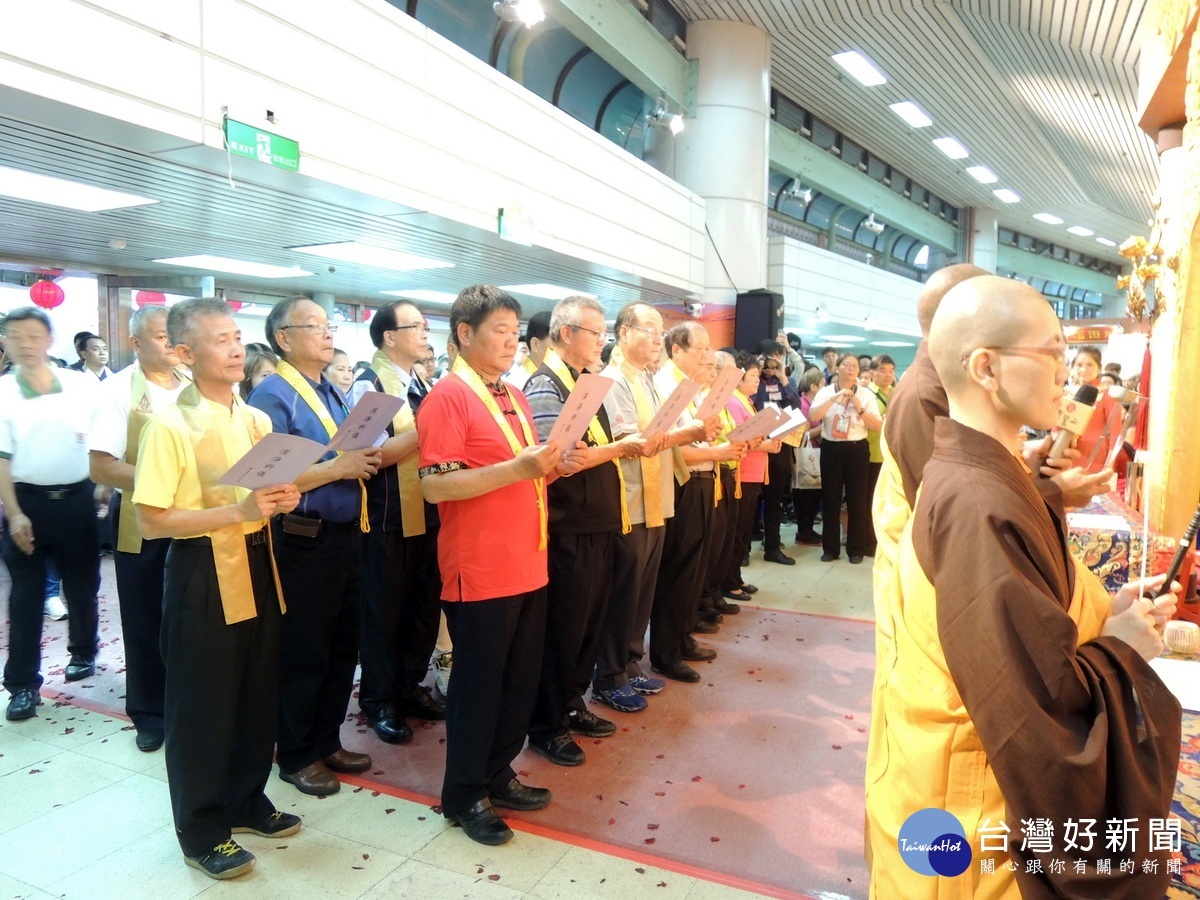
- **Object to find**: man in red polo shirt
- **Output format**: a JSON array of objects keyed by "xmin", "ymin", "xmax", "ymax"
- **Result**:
[{"xmin": 417, "ymin": 285, "xmax": 585, "ymax": 846}]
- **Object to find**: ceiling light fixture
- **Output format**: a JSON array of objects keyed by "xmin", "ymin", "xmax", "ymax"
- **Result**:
[
  {"xmin": 781, "ymin": 177, "xmax": 813, "ymax": 206},
  {"xmin": 1096, "ymin": 237, "xmax": 1117, "ymax": 247},
  {"xmin": 154, "ymin": 255, "xmax": 315, "ymax": 279},
  {"xmin": 0, "ymin": 164, "xmax": 158, "ymax": 212},
  {"xmin": 1067, "ymin": 225, "xmax": 1095, "ymax": 236},
  {"xmin": 831, "ymin": 51, "xmax": 887, "ymax": 86},
  {"xmin": 292, "ymin": 241, "xmax": 454, "ymax": 272},
  {"xmin": 932, "ymin": 137, "xmax": 969, "ymax": 159},
  {"xmin": 965, "ymin": 165, "xmax": 998, "ymax": 184},
  {"xmin": 992, "ymin": 188, "xmax": 1021, "ymax": 203},
  {"xmin": 647, "ymin": 100, "xmax": 684, "ymax": 135},
  {"xmin": 871, "ymin": 340, "xmax": 915, "ymax": 347},
  {"xmin": 888, "ymin": 101, "xmax": 933, "ymax": 128},
  {"xmin": 499, "ymin": 283, "xmax": 596, "ymax": 301},
  {"xmin": 1032, "ymin": 213, "xmax": 1064, "ymax": 225},
  {"xmin": 862, "ymin": 213, "xmax": 886, "ymax": 234},
  {"xmin": 380, "ymin": 289, "xmax": 460, "ymax": 304},
  {"xmin": 493, "ymin": 0, "xmax": 544, "ymax": 26}
]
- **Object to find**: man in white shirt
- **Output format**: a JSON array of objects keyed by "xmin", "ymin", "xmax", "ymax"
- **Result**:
[
  {"xmin": 0, "ymin": 307, "xmax": 101, "ymax": 722},
  {"xmin": 88, "ymin": 306, "xmax": 188, "ymax": 750},
  {"xmin": 69, "ymin": 331, "xmax": 112, "ymax": 381}
]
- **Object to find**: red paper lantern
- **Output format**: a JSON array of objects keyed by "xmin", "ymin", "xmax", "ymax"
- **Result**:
[
  {"xmin": 135, "ymin": 291, "xmax": 166, "ymax": 308},
  {"xmin": 29, "ymin": 280, "xmax": 65, "ymax": 310},
  {"xmin": 227, "ymin": 299, "xmax": 244, "ymax": 313},
  {"xmin": 363, "ymin": 308, "xmax": 374, "ymax": 323}
]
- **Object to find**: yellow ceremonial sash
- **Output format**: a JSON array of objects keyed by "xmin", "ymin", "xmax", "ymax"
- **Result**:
[
  {"xmin": 543, "ymin": 349, "xmax": 631, "ymax": 534},
  {"xmin": 175, "ymin": 383, "xmax": 285, "ymax": 624},
  {"xmin": 369, "ymin": 349, "xmax": 425, "ymax": 538},
  {"xmin": 618, "ymin": 358, "xmax": 665, "ymax": 528},
  {"xmin": 717, "ymin": 405, "xmax": 740, "ymax": 500},
  {"xmin": 659, "ymin": 360, "xmax": 696, "ymax": 489},
  {"xmin": 117, "ymin": 364, "xmax": 189, "ymax": 553},
  {"xmin": 275, "ymin": 359, "xmax": 369, "ymax": 530},
  {"xmin": 451, "ymin": 356, "xmax": 548, "ymax": 550}
]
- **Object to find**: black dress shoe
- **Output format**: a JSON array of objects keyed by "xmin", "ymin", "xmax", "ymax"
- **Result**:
[
  {"xmin": 723, "ymin": 589, "xmax": 751, "ymax": 602},
  {"xmin": 651, "ymin": 660, "xmax": 700, "ymax": 683},
  {"xmin": 740, "ymin": 553, "xmax": 750, "ymax": 567},
  {"xmin": 764, "ymin": 549, "xmax": 796, "ymax": 566},
  {"xmin": 5, "ymin": 689, "xmax": 41, "ymax": 721},
  {"xmin": 279, "ymin": 760, "xmax": 340, "ymax": 796},
  {"xmin": 821, "ymin": 553, "xmax": 839, "ymax": 562},
  {"xmin": 528, "ymin": 732, "xmax": 585, "ymax": 767},
  {"xmin": 740, "ymin": 582, "xmax": 759, "ymax": 594},
  {"xmin": 848, "ymin": 555, "xmax": 864, "ymax": 565},
  {"xmin": 367, "ymin": 710, "xmax": 413, "ymax": 745},
  {"xmin": 713, "ymin": 597, "xmax": 741, "ymax": 615},
  {"xmin": 692, "ymin": 619, "xmax": 719, "ymax": 634},
  {"xmin": 490, "ymin": 777, "xmax": 552, "ymax": 811},
  {"xmin": 136, "ymin": 729, "xmax": 165, "ymax": 752},
  {"xmin": 446, "ymin": 798, "xmax": 513, "ymax": 845},
  {"xmin": 399, "ymin": 686, "xmax": 446, "ymax": 720},
  {"xmin": 794, "ymin": 530, "xmax": 823, "ymax": 546},
  {"xmin": 567, "ymin": 707, "xmax": 616, "ymax": 737},
  {"xmin": 682, "ymin": 644, "xmax": 717, "ymax": 662},
  {"xmin": 64, "ymin": 656, "xmax": 96, "ymax": 682},
  {"xmin": 699, "ymin": 608, "xmax": 724, "ymax": 623},
  {"xmin": 323, "ymin": 748, "xmax": 372, "ymax": 773}
]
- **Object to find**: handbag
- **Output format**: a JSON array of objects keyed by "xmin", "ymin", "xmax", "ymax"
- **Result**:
[{"xmin": 793, "ymin": 431, "xmax": 821, "ymax": 489}]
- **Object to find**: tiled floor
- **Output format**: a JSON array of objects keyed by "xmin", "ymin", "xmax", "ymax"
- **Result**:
[{"xmin": 0, "ymin": 532, "xmax": 872, "ymax": 900}]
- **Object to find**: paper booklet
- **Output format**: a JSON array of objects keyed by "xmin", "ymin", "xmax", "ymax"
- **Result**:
[
  {"xmin": 546, "ymin": 373, "xmax": 615, "ymax": 450},
  {"xmin": 693, "ymin": 365, "xmax": 743, "ymax": 422},
  {"xmin": 726, "ymin": 407, "xmax": 784, "ymax": 443},
  {"xmin": 642, "ymin": 378, "xmax": 701, "ymax": 438}
]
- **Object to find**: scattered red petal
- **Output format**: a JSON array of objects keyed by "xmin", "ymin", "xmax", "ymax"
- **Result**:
[
  {"xmin": 488, "ymin": 874, "xmax": 500, "ymax": 881},
  {"xmin": 844, "ymin": 714, "xmax": 854, "ymax": 719},
  {"xmin": 417, "ymin": 816, "xmax": 426, "ymax": 821},
  {"xmin": 595, "ymin": 793, "xmax": 604, "ymax": 801},
  {"xmin": 373, "ymin": 769, "xmax": 384, "ymax": 775},
  {"xmin": 518, "ymin": 770, "xmax": 529, "ymax": 777},
  {"xmin": 738, "ymin": 784, "xmax": 745, "ymax": 789},
  {"xmin": 710, "ymin": 836, "xmax": 720, "ymax": 842},
  {"xmin": 657, "ymin": 881, "xmax": 668, "ymax": 887},
  {"xmin": 655, "ymin": 754, "xmax": 665, "ymax": 759},
  {"xmin": 622, "ymin": 727, "xmax": 630, "ymax": 732},
  {"xmin": 635, "ymin": 867, "xmax": 646, "ymax": 874},
  {"xmin": 371, "ymin": 791, "xmax": 380, "ymax": 797},
  {"xmin": 761, "ymin": 634, "xmax": 769, "ymax": 640},
  {"xmin": 362, "ymin": 853, "xmax": 370, "ymax": 860},
  {"xmin": 618, "ymin": 800, "xmax": 628, "ymax": 806},
  {"xmin": 691, "ymin": 775, "xmax": 702, "ymax": 782},
  {"xmin": 644, "ymin": 837, "xmax": 656, "ymax": 844},
  {"xmin": 385, "ymin": 808, "xmax": 395, "ymax": 814},
  {"xmin": 832, "ymin": 744, "xmax": 842, "ymax": 750},
  {"xmin": 477, "ymin": 867, "xmax": 485, "ymax": 874},
  {"xmin": 609, "ymin": 818, "xmax": 616, "ymax": 825},
  {"xmin": 654, "ymin": 791, "xmax": 665, "ymax": 797},
  {"xmin": 647, "ymin": 823, "xmax": 659, "ymax": 830}
]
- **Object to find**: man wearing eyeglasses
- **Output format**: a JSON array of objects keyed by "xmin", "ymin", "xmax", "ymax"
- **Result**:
[
  {"xmin": 347, "ymin": 300, "xmax": 446, "ymax": 747},
  {"xmin": 249, "ymin": 298, "xmax": 383, "ymax": 797}
]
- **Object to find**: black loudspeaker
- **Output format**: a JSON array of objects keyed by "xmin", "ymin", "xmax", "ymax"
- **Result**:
[{"xmin": 734, "ymin": 290, "xmax": 785, "ymax": 352}]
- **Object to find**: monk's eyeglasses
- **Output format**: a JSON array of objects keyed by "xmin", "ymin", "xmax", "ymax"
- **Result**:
[{"xmin": 961, "ymin": 345, "xmax": 1067, "ymax": 368}]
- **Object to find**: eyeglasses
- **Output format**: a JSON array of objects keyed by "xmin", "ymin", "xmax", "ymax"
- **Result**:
[
  {"xmin": 626, "ymin": 324, "xmax": 664, "ymax": 341},
  {"xmin": 571, "ymin": 324, "xmax": 610, "ymax": 343},
  {"xmin": 281, "ymin": 323, "xmax": 338, "ymax": 335},
  {"xmin": 392, "ymin": 321, "xmax": 429, "ymax": 332},
  {"xmin": 962, "ymin": 345, "xmax": 1066, "ymax": 367}
]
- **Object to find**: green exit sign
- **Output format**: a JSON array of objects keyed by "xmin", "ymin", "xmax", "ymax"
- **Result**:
[{"xmin": 223, "ymin": 118, "xmax": 300, "ymax": 171}]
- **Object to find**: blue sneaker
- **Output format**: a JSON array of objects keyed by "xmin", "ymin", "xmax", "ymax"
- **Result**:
[
  {"xmin": 591, "ymin": 684, "xmax": 648, "ymax": 713},
  {"xmin": 628, "ymin": 674, "xmax": 665, "ymax": 695}
]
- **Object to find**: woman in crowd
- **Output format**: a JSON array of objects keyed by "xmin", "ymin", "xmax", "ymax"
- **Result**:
[
  {"xmin": 792, "ymin": 367, "xmax": 824, "ymax": 547},
  {"xmin": 1069, "ymin": 345, "xmax": 1121, "ymax": 474},
  {"xmin": 807, "ymin": 354, "xmax": 881, "ymax": 564},
  {"xmin": 239, "ymin": 346, "xmax": 278, "ymax": 400},
  {"xmin": 324, "ymin": 348, "xmax": 355, "ymax": 396}
]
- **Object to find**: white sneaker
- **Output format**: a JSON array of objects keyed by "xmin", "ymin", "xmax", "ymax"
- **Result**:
[
  {"xmin": 44, "ymin": 595, "xmax": 68, "ymax": 621},
  {"xmin": 433, "ymin": 652, "xmax": 452, "ymax": 697}
]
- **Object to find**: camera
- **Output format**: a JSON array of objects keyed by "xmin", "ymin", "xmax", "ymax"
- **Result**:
[{"xmin": 684, "ymin": 301, "xmax": 704, "ymax": 318}]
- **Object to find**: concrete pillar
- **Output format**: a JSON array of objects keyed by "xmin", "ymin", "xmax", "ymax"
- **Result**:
[
  {"xmin": 312, "ymin": 292, "xmax": 336, "ymax": 315},
  {"xmin": 674, "ymin": 20, "xmax": 771, "ymax": 308},
  {"xmin": 967, "ymin": 208, "xmax": 999, "ymax": 274}
]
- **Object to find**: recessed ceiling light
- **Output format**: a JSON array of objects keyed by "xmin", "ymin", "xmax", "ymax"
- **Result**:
[
  {"xmin": 966, "ymin": 165, "xmax": 998, "ymax": 184},
  {"xmin": 499, "ymin": 283, "xmax": 596, "ymax": 301},
  {"xmin": 888, "ymin": 101, "xmax": 933, "ymax": 128},
  {"xmin": 816, "ymin": 334, "xmax": 862, "ymax": 343},
  {"xmin": 1066, "ymin": 225, "xmax": 1095, "ymax": 236},
  {"xmin": 1096, "ymin": 237, "xmax": 1117, "ymax": 247},
  {"xmin": 1033, "ymin": 213, "xmax": 1064, "ymax": 225},
  {"xmin": 871, "ymin": 340, "xmax": 916, "ymax": 347},
  {"xmin": 292, "ymin": 242, "xmax": 454, "ymax": 272},
  {"xmin": 932, "ymin": 137, "xmax": 969, "ymax": 159},
  {"xmin": 831, "ymin": 51, "xmax": 887, "ymax": 86},
  {"xmin": 154, "ymin": 255, "xmax": 315, "ymax": 279},
  {"xmin": 380, "ymin": 289, "xmax": 459, "ymax": 304},
  {"xmin": 993, "ymin": 188, "xmax": 1021, "ymax": 203},
  {"xmin": 0, "ymin": 164, "xmax": 158, "ymax": 212}
]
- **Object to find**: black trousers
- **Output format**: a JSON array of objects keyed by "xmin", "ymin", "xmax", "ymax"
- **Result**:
[
  {"xmin": 820, "ymin": 439, "xmax": 872, "ymax": 558},
  {"xmin": 359, "ymin": 527, "xmax": 442, "ymax": 716},
  {"xmin": 792, "ymin": 487, "xmax": 821, "ymax": 536},
  {"xmin": 111, "ymin": 491, "xmax": 169, "ymax": 733},
  {"xmin": 722, "ymin": 481, "xmax": 763, "ymax": 592},
  {"xmin": 441, "ymin": 589, "xmax": 546, "ymax": 817},
  {"xmin": 594, "ymin": 522, "xmax": 664, "ymax": 692},
  {"xmin": 762, "ymin": 449, "xmax": 794, "ymax": 551},
  {"xmin": 650, "ymin": 475, "xmax": 714, "ymax": 669},
  {"xmin": 272, "ymin": 523, "xmax": 362, "ymax": 773},
  {"xmin": 529, "ymin": 530, "xmax": 615, "ymax": 740},
  {"xmin": 161, "ymin": 537, "xmax": 280, "ymax": 857},
  {"xmin": 2, "ymin": 481, "xmax": 99, "ymax": 693},
  {"xmin": 701, "ymin": 469, "xmax": 738, "ymax": 610}
]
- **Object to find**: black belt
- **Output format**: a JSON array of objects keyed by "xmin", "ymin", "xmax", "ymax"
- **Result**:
[
  {"xmin": 278, "ymin": 514, "xmax": 359, "ymax": 535},
  {"xmin": 174, "ymin": 528, "xmax": 268, "ymax": 547},
  {"xmin": 16, "ymin": 480, "xmax": 89, "ymax": 501},
  {"xmin": 687, "ymin": 470, "xmax": 716, "ymax": 479}
]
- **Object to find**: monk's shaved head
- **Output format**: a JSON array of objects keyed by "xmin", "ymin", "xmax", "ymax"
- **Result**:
[
  {"xmin": 929, "ymin": 276, "xmax": 1056, "ymax": 392},
  {"xmin": 918, "ymin": 263, "xmax": 989, "ymax": 336}
]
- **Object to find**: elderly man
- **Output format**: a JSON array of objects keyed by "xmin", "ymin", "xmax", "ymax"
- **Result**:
[
  {"xmin": 349, "ymin": 300, "xmax": 445, "ymax": 746},
  {"xmin": 249, "ymin": 298, "xmax": 382, "ymax": 796},
  {"xmin": 418, "ymin": 284, "xmax": 584, "ymax": 846},
  {"xmin": 89, "ymin": 306, "xmax": 189, "ymax": 751},
  {"xmin": 1, "ymin": 308, "xmax": 102, "ymax": 721},
  {"xmin": 649, "ymin": 323, "xmax": 740, "ymax": 682},
  {"xmin": 865, "ymin": 276, "xmax": 1180, "ymax": 898},
  {"xmin": 523, "ymin": 296, "xmax": 645, "ymax": 765},
  {"xmin": 133, "ymin": 298, "xmax": 303, "ymax": 879}
]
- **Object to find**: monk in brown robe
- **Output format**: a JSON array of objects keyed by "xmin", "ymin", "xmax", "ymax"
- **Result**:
[{"xmin": 866, "ymin": 276, "xmax": 1181, "ymax": 898}]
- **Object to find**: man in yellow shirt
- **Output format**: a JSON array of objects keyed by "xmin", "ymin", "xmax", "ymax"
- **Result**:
[{"xmin": 133, "ymin": 298, "xmax": 301, "ymax": 880}]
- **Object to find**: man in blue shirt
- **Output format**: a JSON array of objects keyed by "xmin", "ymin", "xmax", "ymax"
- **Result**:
[{"xmin": 250, "ymin": 298, "xmax": 383, "ymax": 797}]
